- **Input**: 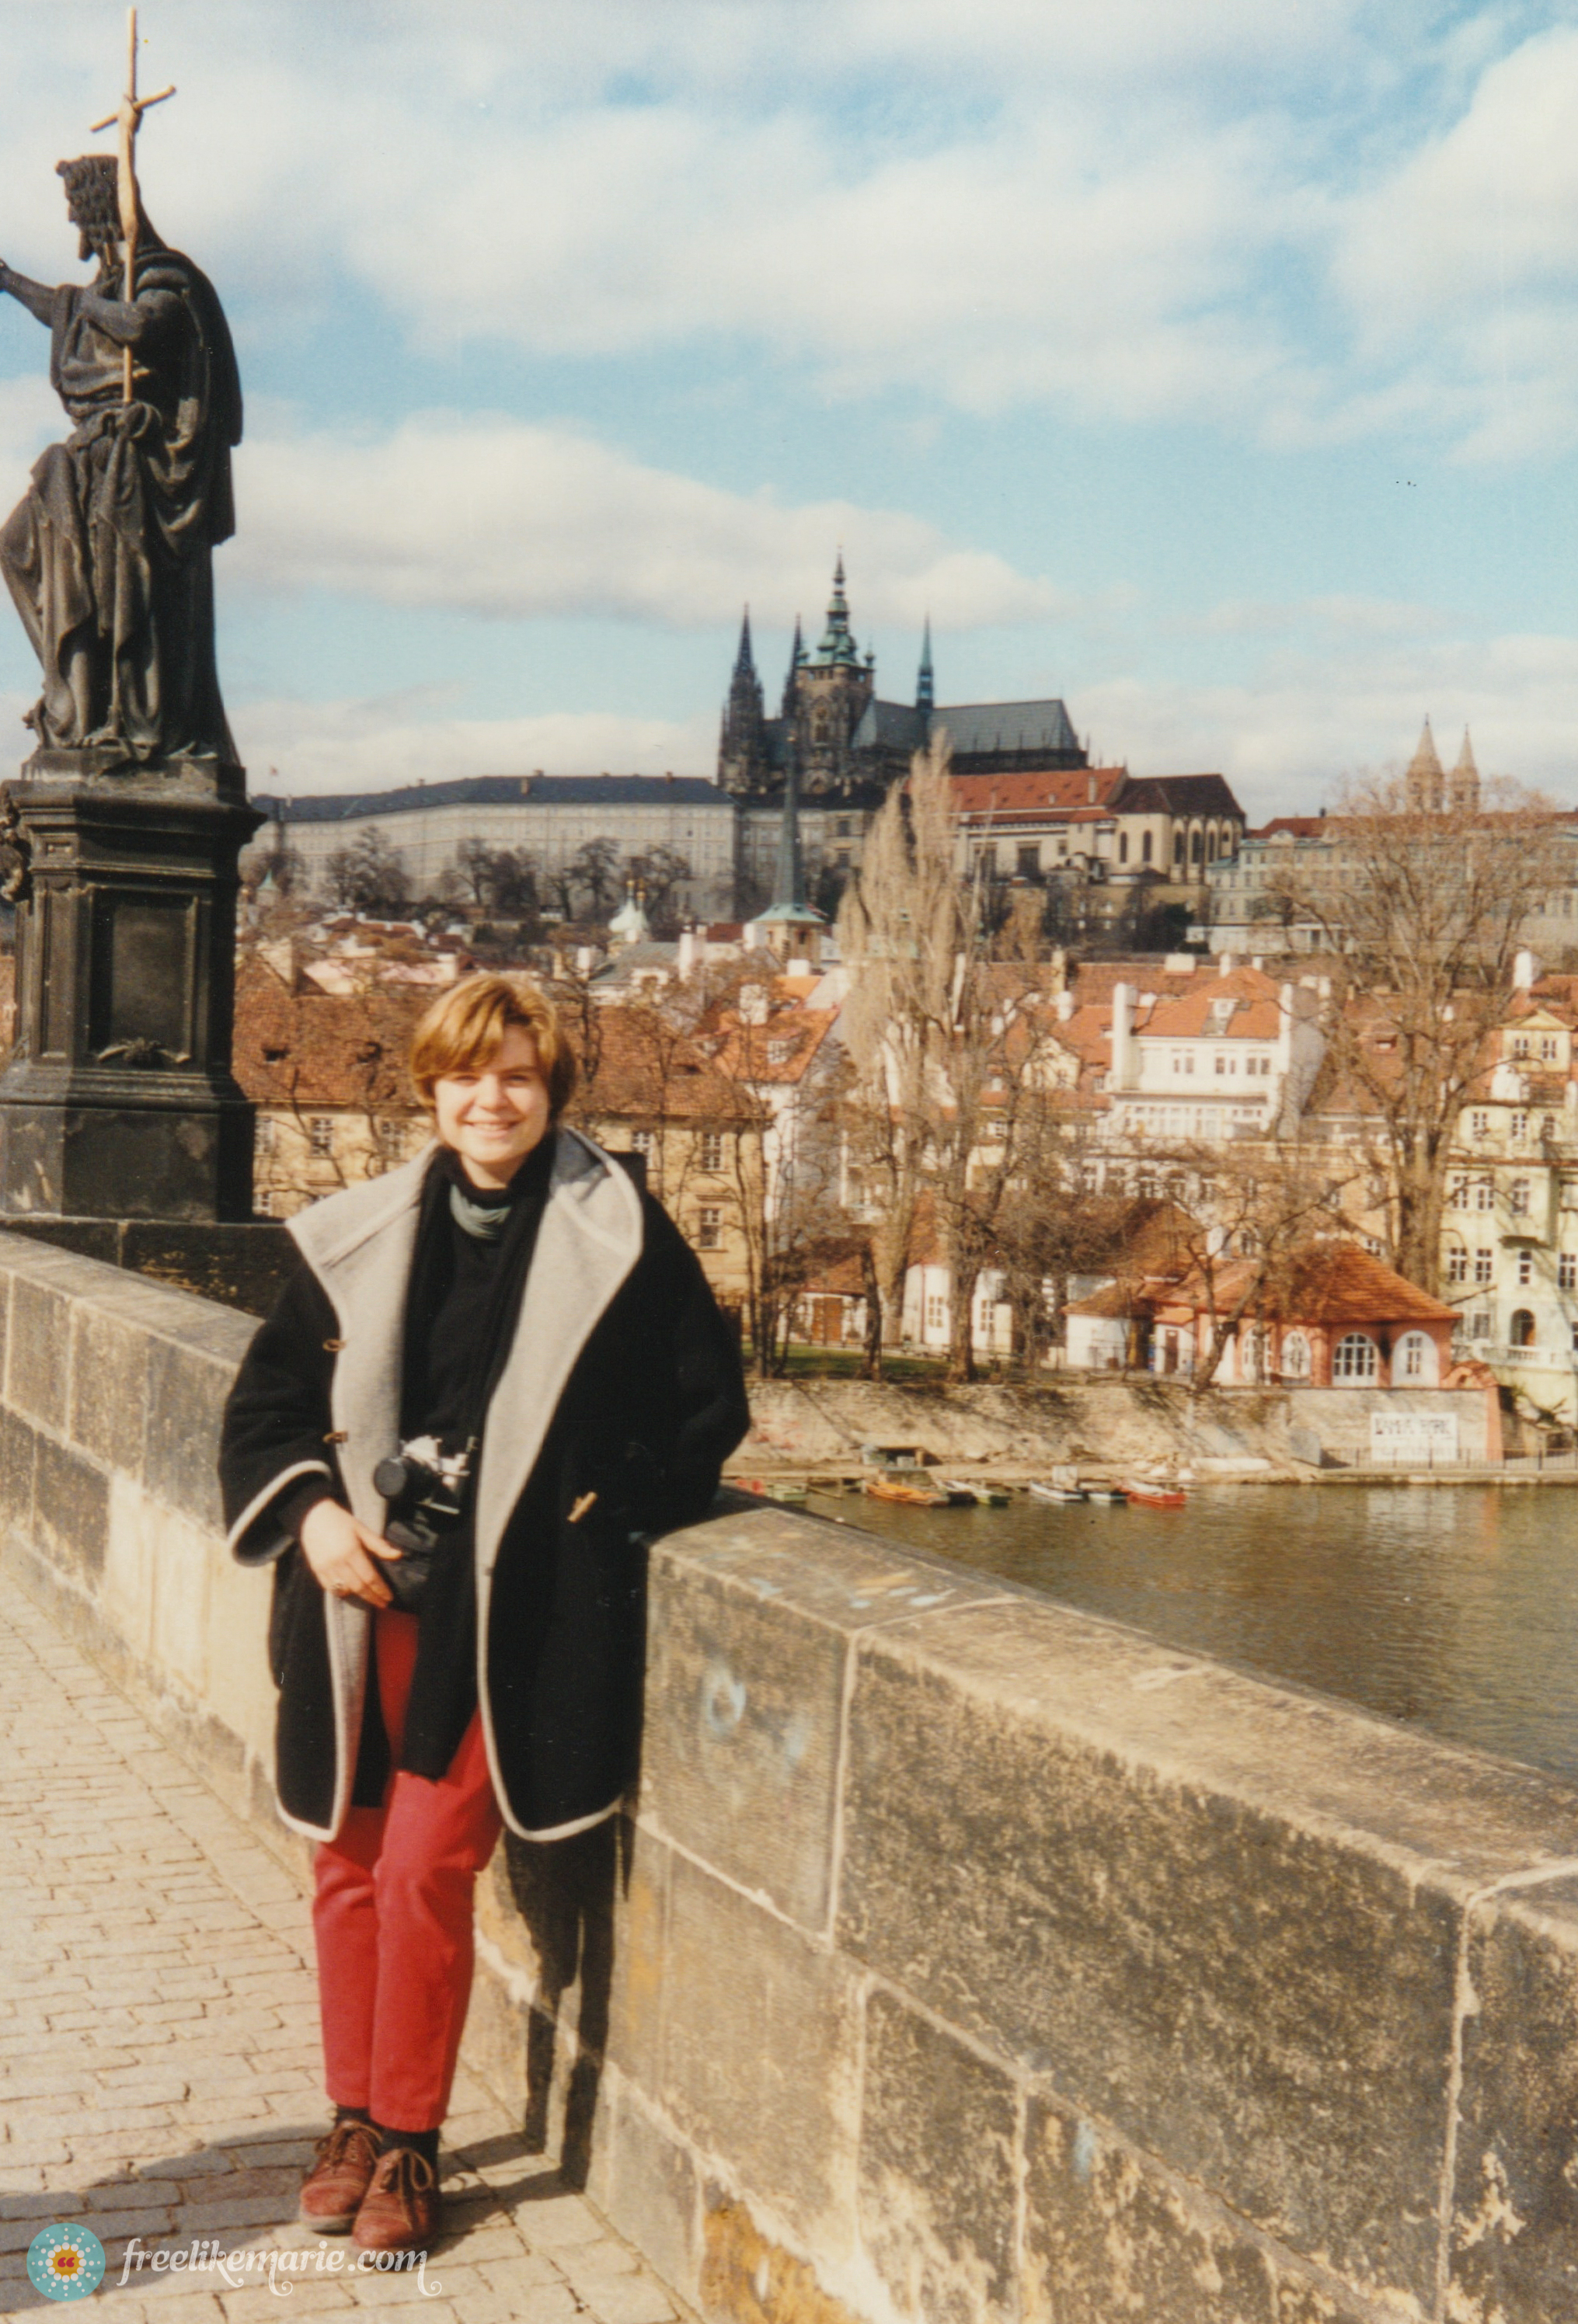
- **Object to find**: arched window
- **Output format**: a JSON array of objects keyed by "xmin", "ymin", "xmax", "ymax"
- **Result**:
[
  {"xmin": 1173, "ymin": 830, "xmax": 1186, "ymax": 865},
  {"xmin": 1510, "ymin": 1309, "xmax": 1537, "ymax": 1348},
  {"xmin": 1190, "ymin": 827, "xmax": 1204, "ymax": 865},
  {"xmin": 1142, "ymin": 830, "xmax": 1153, "ymax": 865},
  {"xmin": 1395, "ymin": 1331, "xmax": 1437, "ymax": 1384},
  {"xmin": 1118, "ymin": 832, "xmax": 1129, "ymax": 865},
  {"xmin": 1206, "ymin": 828, "xmax": 1217, "ymax": 864},
  {"xmin": 1333, "ymin": 1332, "xmax": 1378, "ymax": 1381},
  {"xmin": 1280, "ymin": 1329, "xmax": 1312, "ymax": 1381}
]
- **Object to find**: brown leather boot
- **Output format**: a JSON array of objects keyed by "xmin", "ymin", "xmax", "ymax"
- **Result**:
[
  {"xmin": 351, "ymin": 2144, "xmax": 441, "ymax": 2255},
  {"xmin": 298, "ymin": 2117, "xmax": 381, "ymax": 2232}
]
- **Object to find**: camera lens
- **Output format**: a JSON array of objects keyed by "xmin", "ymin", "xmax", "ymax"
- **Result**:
[{"xmin": 373, "ymin": 1456, "xmax": 411, "ymax": 1500}]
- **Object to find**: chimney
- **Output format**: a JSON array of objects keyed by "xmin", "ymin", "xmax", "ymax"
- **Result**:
[
  {"xmin": 678, "ymin": 924, "xmax": 698, "ymax": 978},
  {"xmin": 1087, "ymin": 772, "xmax": 1096, "ymax": 805},
  {"xmin": 1514, "ymin": 948, "xmax": 1541, "ymax": 991},
  {"xmin": 1056, "ymin": 989, "xmax": 1075, "ymax": 1021},
  {"xmin": 1217, "ymin": 952, "xmax": 1235, "ymax": 976}
]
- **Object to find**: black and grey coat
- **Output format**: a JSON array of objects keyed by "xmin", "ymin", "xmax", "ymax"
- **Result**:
[{"xmin": 219, "ymin": 1128, "xmax": 750, "ymax": 1845}]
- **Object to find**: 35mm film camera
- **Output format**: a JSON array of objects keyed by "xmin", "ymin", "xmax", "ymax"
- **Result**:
[{"xmin": 371, "ymin": 1434, "xmax": 476, "ymax": 1613}]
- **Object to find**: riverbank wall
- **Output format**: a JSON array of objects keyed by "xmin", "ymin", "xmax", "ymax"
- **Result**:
[
  {"xmin": 732, "ymin": 1373, "xmax": 1500, "ymax": 1476},
  {"xmin": 2, "ymin": 1223, "xmax": 1574, "ymax": 2324}
]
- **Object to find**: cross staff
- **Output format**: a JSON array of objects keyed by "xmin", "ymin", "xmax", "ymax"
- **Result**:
[{"xmin": 90, "ymin": 6, "xmax": 175, "ymax": 402}]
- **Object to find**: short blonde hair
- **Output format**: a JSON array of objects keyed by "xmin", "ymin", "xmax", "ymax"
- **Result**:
[{"xmin": 409, "ymin": 972, "xmax": 577, "ymax": 1116}]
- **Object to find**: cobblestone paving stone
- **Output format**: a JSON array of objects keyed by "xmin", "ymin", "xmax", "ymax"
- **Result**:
[{"xmin": 0, "ymin": 1595, "xmax": 685, "ymax": 2324}]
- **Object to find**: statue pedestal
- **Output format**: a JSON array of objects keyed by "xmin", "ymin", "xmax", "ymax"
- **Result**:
[{"xmin": 0, "ymin": 753, "xmax": 262, "ymax": 1222}]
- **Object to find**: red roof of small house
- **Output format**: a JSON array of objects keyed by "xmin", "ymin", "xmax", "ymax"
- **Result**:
[
  {"xmin": 951, "ymin": 767, "xmax": 1127, "ymax": 817},
  {"xmin": 1157, "ymin": 1242, "xmax": 1455, "ymax": 1329}
]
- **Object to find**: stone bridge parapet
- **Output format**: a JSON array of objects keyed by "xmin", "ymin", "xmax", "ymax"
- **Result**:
[{"xmin": 0, "ymin": 1226, "xmax": 1574, "ymax": 2324}]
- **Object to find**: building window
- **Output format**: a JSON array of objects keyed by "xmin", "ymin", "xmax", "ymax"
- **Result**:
[
  {"xmin": 1447, "ymin": 1176, "xmax": 1468, "ymax": 1210},
  {"xmin": 1471, "ymin": 1112, "xmax": 1490, "ymax": 1139},
  {"xmin": 254, "ymin": 1188, "xmax": 275, "ymax": 1218},
  {"xmin": 698, "ymin": 1131, "xmax": 724, "ymax": 1172},
  {"xmin": 695, "ymin": 1205, "xmax": 722, "ymax": 1251},
  {"xmin": 1280, "ymin": 1329, "xmax": 1311, "ymax": 1380},
  {"xmin": 1475, "ymin": 1248, "xmax": 1494, "ymax": 1284},
  {"xmin": 1332, "ymin": 1333, "xmax": 1378, "ymax": 1381},
  {"xmin": 1510, "ymin": 1178, "xmax": 1531, "ymax": 1216},
  {"xmin": 253, "ymin": 1118, "xmax": 275, "ymax": 1157},
  {"xmin": 1017, "ymin": 844, "xmax": 1040, "ymax": 878},
  {"xmin": 1473, "ymin": 1180, "xmax": 1495, "ymax": 1212},
  {"xmin": 1470, "ymin": 1312, "xmax": 1491, "ymax": 1339},
  {"xmin": 1517, "ymin": 1249, "xmax": 1534, "ymax": 1286},
  {"xmin": 1174, "ymin": 831, "xmax": 1186, "ymax": 865},
  {"xmin": 1510, "ymin": 1035, "xmax": 1531, "ymax": 1059},
  {"xmin": 377, "ymin": 1118, "xmax": 404, "ymax": 1152},
  {"xmin": 1510, "ymin": 1308, "xmax": 1537, "ymax": 1348},
  {"xmin": 1142, "ymin": 830, "xmax": 1153, "ymax": 865},
  {"xmin": 1118, "ymin": 832, "xmax": 1129, "ymax": 865},
  {"xmin": 1560, "ymin": 1252, "xmax": 1576, "ymax": 1290},
  {"xmin": 1511, "ymin": 1112, "xmax": 1529, "ymax": 1144},
  {"xmin": 631, "ymin": 1129, "xmax": 654, "ymax": 1156},
  {"xmin": 1399, "ymin": 1332, "xmax": 1426, "ymax": 1378},
  {"xmin": 1541, "ymin": 1035, "xmax": 1559, "ymax": 1061},
  {"xmin": 1447, "ymin": 1249, "xmax": 1468, "ymax": 1284},
  {"xmin": 308, "ymin": 1116, "xmax": 333, "ymax": 1157},
  {"xmin": 925, "ymin": 1293, "xmax": 948, "ymax": 1333}
]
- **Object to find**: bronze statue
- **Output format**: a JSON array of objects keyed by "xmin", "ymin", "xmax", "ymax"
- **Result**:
[{"xmin": 0, "ymin": 149, "xmax": 242, "ymax": 766}]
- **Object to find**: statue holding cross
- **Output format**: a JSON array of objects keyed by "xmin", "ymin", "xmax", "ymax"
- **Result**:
[{"xmin": 0, "ymin": 9, "xmax": 242, "ymax": 769}]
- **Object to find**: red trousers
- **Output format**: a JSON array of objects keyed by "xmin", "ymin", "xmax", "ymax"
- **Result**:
[{"xmin": 312, "ymin": 1609, "xmax": 503, "ymax": 2133}]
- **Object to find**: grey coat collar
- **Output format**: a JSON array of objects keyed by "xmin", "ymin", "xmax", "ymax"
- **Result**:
[{"xmin": 286, "ymin": 1125, "xmax": 646, "ymax": 1839}]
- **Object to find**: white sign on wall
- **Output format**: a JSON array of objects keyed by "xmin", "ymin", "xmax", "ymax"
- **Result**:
[{"xmin": 1369, "ymin": 1411, "xmax": 1458, "ymax": 1463}]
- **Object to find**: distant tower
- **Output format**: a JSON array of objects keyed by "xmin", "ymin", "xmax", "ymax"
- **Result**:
[
  {"xmin": 718, "ymin": 608, "xmax": 768, "ymax": 796},
  {"xmin": 792, "ymin": 555, "xmax": 876, "ymax": 798},
  {"xmin": 1406, "ymin": 717, "xmax": 1445, "ymax": 814},
  {"xmin": 916, "ymin": 617, "xmax": 935, "ymax": 717},
  {"xmin": 1449, "ymin": 727, "xmax": 1480, "ymax": 816},
  {"xmin": 781, "ymin": 614, "xmax": 805, "ymax": 718}
]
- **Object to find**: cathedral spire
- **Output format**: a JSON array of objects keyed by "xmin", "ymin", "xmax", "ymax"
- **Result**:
[
  {"xmin": 733, "ymin": 606, "xmax": 756, "ymax": 677},
  {"xmin": 1406, "ymin": 716, "xmax": 1445, "ymax": 813},
  {"xmin": 748, "ymin": 739, "xmax": 827, "ymax": 959},
  {"xmin": 1450, "ymin": 725, "xmax": 1480, "ymax": 816},
  {"xmin": 916, "ymin": 616, "xmax": 934, "ymax": 716},
  {"xmin": 813, "ymin": 553, "xmax": 860, "ymax": 669},
  {"xmin": 782, "ymin": 614, "xmax": 803, "ymax": 716}
]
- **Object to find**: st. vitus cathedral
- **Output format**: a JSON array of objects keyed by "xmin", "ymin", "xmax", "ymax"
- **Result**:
[{"xmin": 718, "ymin": 558, "xmax": 1089, "ymax": 805}]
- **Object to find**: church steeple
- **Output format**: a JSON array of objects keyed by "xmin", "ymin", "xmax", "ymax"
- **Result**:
[
  {"xmin": 1450, "ymin": 726, "xmax": 1480, "ymax": 816},
  {"xmin": 782, "ymin": 614, "xmax": 804, "ymax": 718},
  {"xmin": 916, "ymin": 617, "xmax": 934, "ymax": 716},
  {"xmin": 748, "ymin": 740, "xmax": 827, "ymax": 961},
  {"xmin": 717, "ymin": 604, "xmax": 768, "ymax": 795},
  {"xmin": 1406, "ymin": 716, "xmax": 1445, "ymax": 814},
  {"xmin": 812, "ymin": 554, "xmax": 861, "ymax": 670}
]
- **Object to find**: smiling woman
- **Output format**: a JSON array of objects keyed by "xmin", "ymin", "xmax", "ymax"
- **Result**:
[{"xmin": 218, "ymin": 967, "xmax": 749, "ymax": 2256}]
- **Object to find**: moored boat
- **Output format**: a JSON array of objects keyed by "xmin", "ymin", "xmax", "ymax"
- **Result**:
[
  {"xmin": 1029, "ymin": 1479, "xmax": 1088, "ymax": 1504},
  {"xmin": 941, "ymin": 1479, "xmax": 1008, "ymax": 1506},
  {"xmin": 865, "ymin": 1472, "xmax": 949, "ymax": 1508},
  {"xmin": 1122, "ymin": 1479, "xmax": 1187, "ymax": 1508}
]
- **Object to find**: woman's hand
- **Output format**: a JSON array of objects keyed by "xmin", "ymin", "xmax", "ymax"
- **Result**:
[{"xmin": 299, "ymin": 1499, "xmax": 402, "ymax": 1610}]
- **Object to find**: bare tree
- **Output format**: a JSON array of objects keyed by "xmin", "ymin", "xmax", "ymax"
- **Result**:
[
  {"xmin": 837, "ymin": 736, "xmax": 1064, "ymax": 1380},
  {"xmin": 570, "ymin": 837, "xmax": 622, "ymax": 920},
  {"xmin": 322, "ymin": 827, "xmax": 412, "ymax": 918},
  {"xmin": 1266, "ymin": 773, "xmax": 1571, "ymax": 1292},
  {"xmin": 623, "ymin": 846, "xmax": 691, "ymax": 935}
]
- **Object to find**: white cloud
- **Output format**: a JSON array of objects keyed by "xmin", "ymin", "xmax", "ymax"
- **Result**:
[
  {"xmin": 231, "ymin": 687, "xmax": 714, "ymax": 796},
  {"xmin": 229, "ymin": 412, "xmax": 1060, "ymax": 628}
]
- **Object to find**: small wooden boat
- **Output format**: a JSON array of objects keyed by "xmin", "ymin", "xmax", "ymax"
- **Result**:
[
  {"xmin": 1029, "ymin": 1479, "xmax": 1088, "ymax": 1504},
  {"xmin": 941, "ymin": 1480, "xmax": 1009, "ymax": 1506},
  {"xmin": 1122, "ymin": 1479, "xmax": 1187, "ymax": 1508},
  {"xmin": 864, "ymin": 1472, "xmax": 949, "ymax": 1508},
  {"xmin": 761, "ymin": 1480, "xmax": 809, "ymax": 1504},
  {"xmin": 1082, "ymin": 1485, "xmax": 1128, "ymax": 1504}
]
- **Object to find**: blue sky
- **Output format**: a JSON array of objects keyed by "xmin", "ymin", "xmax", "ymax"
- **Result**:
[{"xmin": 1, "ymin": 0, "xmax": 1576, "ymax": 814}]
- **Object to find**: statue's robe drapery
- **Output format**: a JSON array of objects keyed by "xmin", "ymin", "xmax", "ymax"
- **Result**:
[{"xmin": 0, "ymin": 237, "xmax": 242, "ymax": 764}]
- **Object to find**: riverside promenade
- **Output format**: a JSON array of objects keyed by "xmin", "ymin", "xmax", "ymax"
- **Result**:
[{"xmin": 0, "ymin": 1592, "xmax": 682, "ymax": 2324}]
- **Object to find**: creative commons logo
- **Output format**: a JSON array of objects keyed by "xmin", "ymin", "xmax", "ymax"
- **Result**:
[{"xmin": 27, "ymin": 2222, "xmax": 106, "ymax": 2302}]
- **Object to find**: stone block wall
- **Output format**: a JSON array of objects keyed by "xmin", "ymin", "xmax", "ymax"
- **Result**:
[{"xmin": 1, "ymin": 1226, "xmax": 1576, "ymax": 2324}]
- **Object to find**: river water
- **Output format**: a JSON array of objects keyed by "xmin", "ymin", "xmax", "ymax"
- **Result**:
[{"xmin": 806, "ymin": 1483, "xmax": 1578, "ymax": 1788}]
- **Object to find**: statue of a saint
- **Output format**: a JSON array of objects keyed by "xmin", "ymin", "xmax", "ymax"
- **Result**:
[{"xmin": 0, "ymin": 153, "xmax": 242, "ymax": 767}]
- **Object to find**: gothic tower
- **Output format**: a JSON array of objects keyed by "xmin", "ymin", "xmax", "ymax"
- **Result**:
[
  {"xmin": 1406, "ymin": 717, "xmax": 1445, "ymax": 814},
  {"xmin": 1449, "ymin": 727, "xmax": 1480, "ymax": 816},
  {"xmin": 789, "ymin": 556, "xmax": 876, "ymax": 797},
  {"xmin": 718, "ymin": 610, "xmax": 768, "ymax": 796},
  {"xmin": 916, "ymin": 617, "xmax": 935, "ymax": 715}
]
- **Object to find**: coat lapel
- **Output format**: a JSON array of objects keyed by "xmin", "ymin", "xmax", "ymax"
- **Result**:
[{"xmin": 287, "ymin": 1144, "xmax": 432, "ymax": 1838}]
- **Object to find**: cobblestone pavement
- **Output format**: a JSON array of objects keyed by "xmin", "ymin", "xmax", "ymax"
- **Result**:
[{"xmin": 0, "ymin": 1592, "xmax": 684, "ymax": 2324}]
